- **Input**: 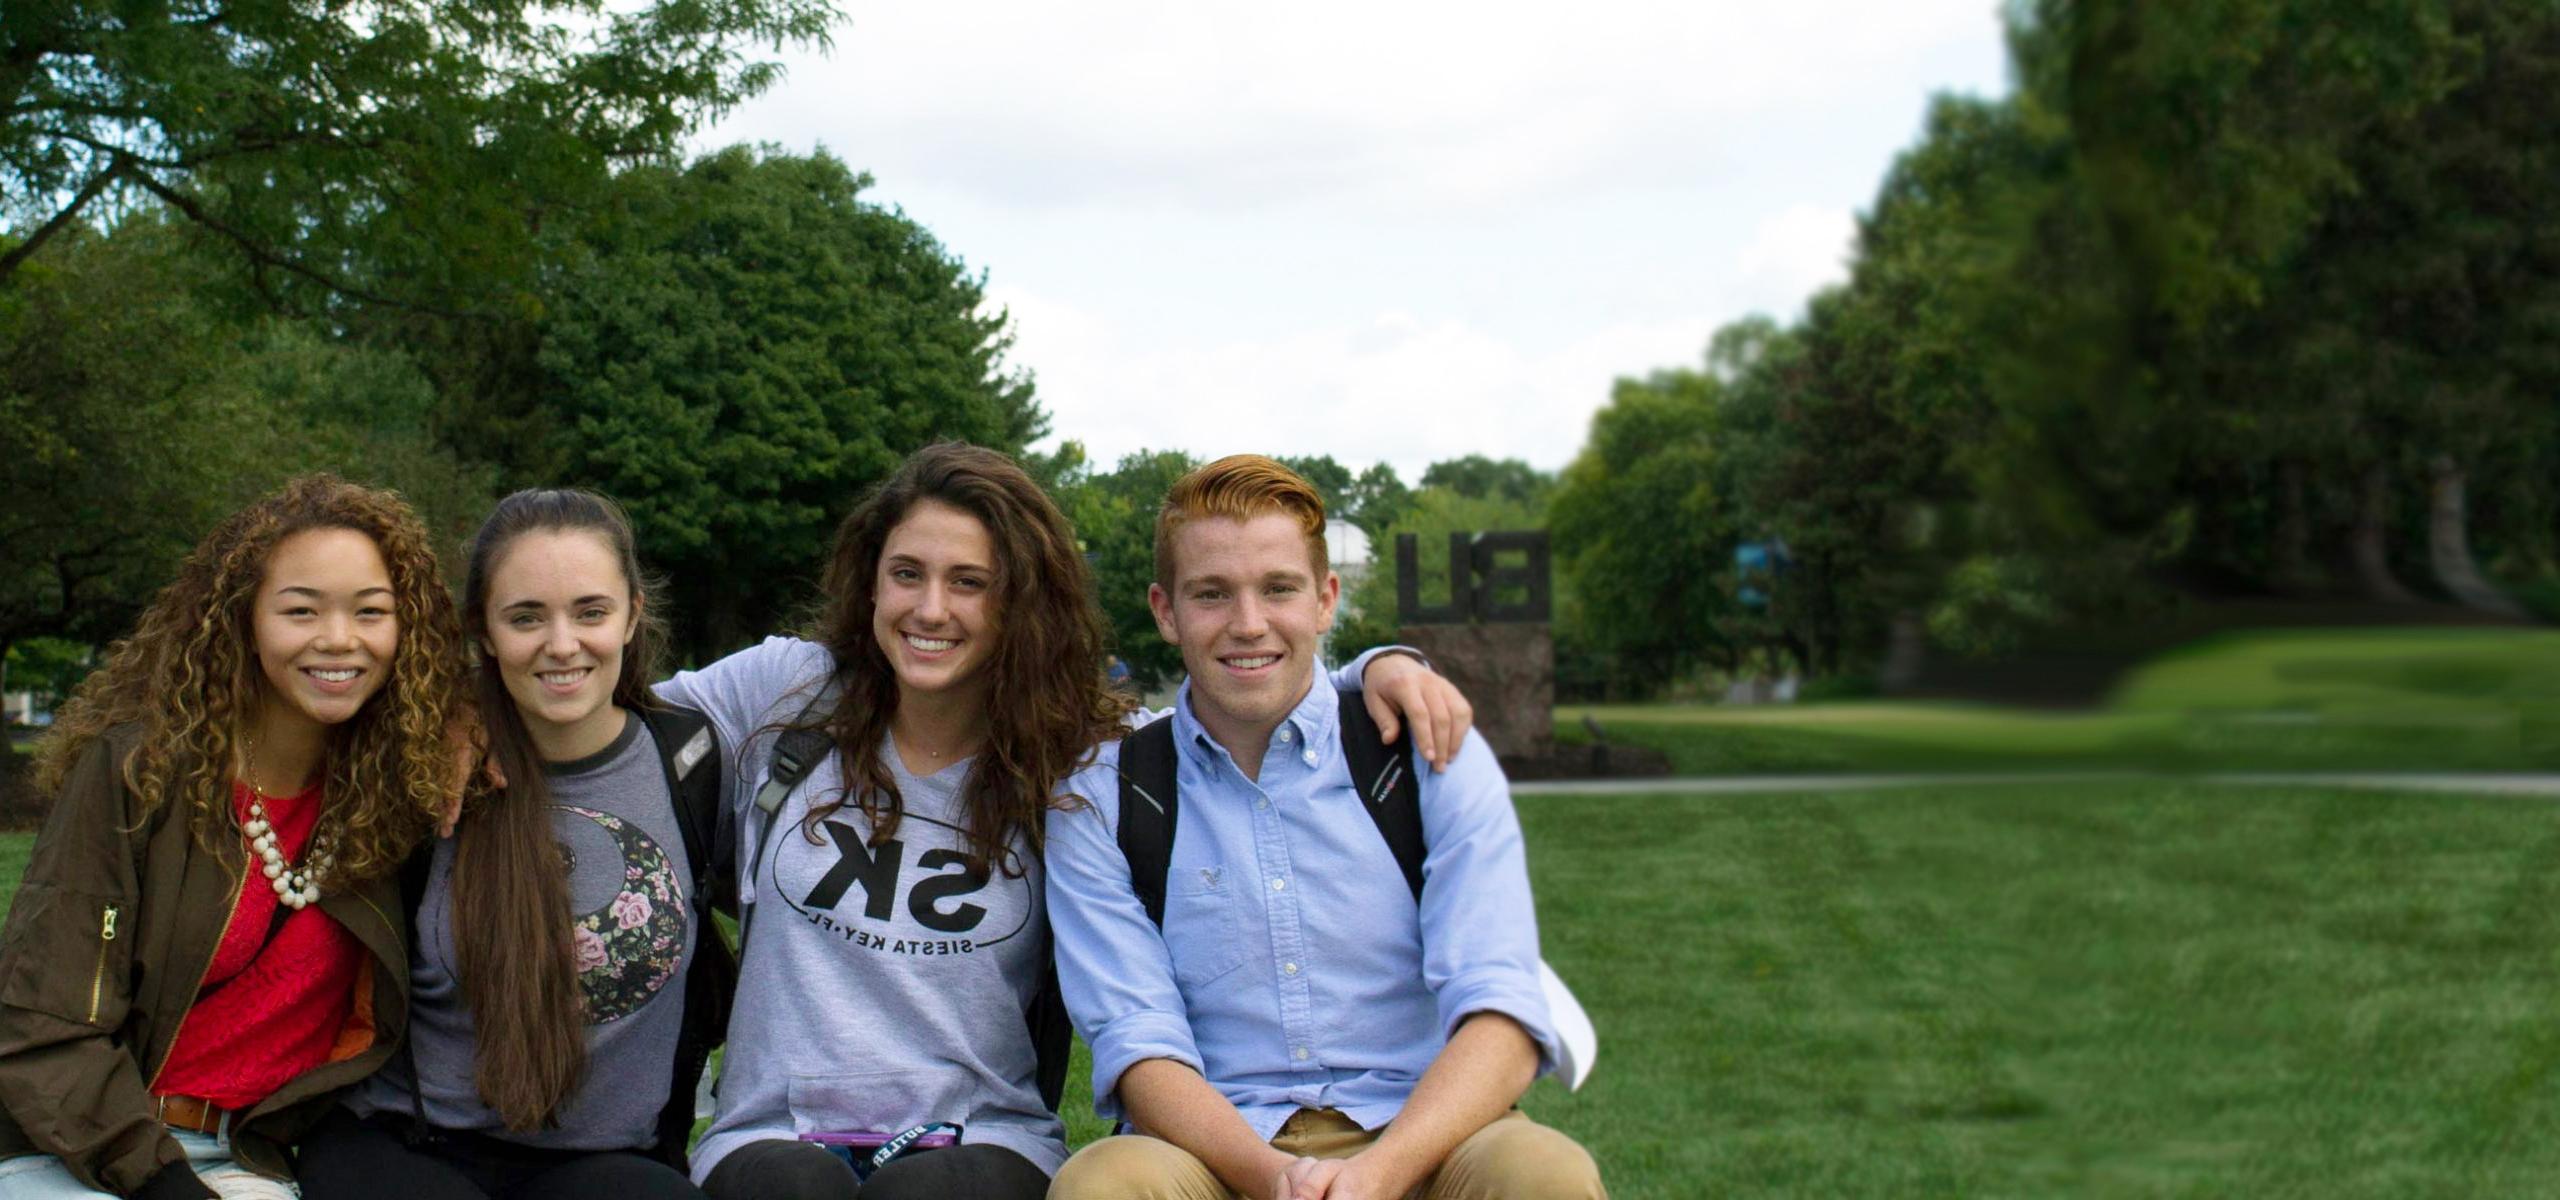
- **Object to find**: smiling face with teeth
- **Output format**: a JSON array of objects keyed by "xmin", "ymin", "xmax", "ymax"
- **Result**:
[
  {"xmin": 1150, "ymin": 511, "xmax": 1340, "ymax": 768},
  {"xmin": 482, "ymin": 529, "xmax": 642, "ymax": 762},
  {"xmin": 251, "ymin": 527, "xmax": 401, "ymax": 739},
  {"xmin": 871, "ymin": 499, "xmax": 1002, "ymax": 710}
]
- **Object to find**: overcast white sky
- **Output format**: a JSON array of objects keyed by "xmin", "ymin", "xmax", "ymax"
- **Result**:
[{"xmin": 701, "ymin": 1, "xmax": 2012, "ymax": 482}]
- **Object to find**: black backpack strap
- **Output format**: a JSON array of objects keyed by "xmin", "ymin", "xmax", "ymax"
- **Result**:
[
  {"xmin": 739, "ymin": 687, "xmax": 840, "ymax": 949},
  {"xmin": 1115, "ymin": 702, "xmax": 1421, "ymax": 921},
  {"xmin": 1027, "ymin": 959, "xmax": 1070, "ymax": 1111},
  {"xmin": 755, "ymin": 724, "xmax": 837, "ymax": 822},
  {"xmin": 1116, "ymin": 716, "xmax": 1181, "ymax": 929},
  {"xmin": 392, "ymin": 840, "xmax": 440, "ymax": 1146},
  {"xmin": 396, "ymin": 838, "xmax": 435, "ymax": 926},
  {"xmin": 639, "ymin": 705, "xmax": 723, "ymax": 901},
  {"xmin": 1336, "ymin": 692, "xmax": 1425, "ymax": 904},
  {"xmin": 637, "ymin": 703, "xmax": 735, "ymax": 1172}
]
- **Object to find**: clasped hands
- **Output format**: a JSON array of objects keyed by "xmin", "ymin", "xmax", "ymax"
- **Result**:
[{"xmin": 1272, "ymin": 1149, "xmax": 1417, "ymax": 1200}]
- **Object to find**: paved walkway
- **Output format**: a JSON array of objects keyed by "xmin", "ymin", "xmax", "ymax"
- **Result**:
[{"xmin": 1510, "ymin": 771, "xmax": 2560, "ymax": 796}]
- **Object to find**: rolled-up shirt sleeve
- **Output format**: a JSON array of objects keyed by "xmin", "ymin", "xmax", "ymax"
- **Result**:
[
  {"xmin": 1045, "ymin": 759, "xmax": 1205, "ymax": 1119},
  {"xmin": 1416, "ymin": 731, "xmax": 1560, "ymax": 1072}
]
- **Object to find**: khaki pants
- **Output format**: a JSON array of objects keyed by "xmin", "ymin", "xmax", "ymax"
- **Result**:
[{"xmin": 1048, "ymin": 1109, "xmax": 1606, "ymax": 1200}]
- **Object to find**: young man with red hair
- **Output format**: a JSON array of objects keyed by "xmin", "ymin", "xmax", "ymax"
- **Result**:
[{"xmin": 1046, "ymin": 456, "xmax": 1605, "ymax": 1200}]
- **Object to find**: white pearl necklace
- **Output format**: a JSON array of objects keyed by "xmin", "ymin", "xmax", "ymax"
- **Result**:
[
  {"xmin": 244, "ymin": 795, "xmax": 333, "ymax": 909},
  {"xmin": 242, "ymin": 745, "xmax": 332, "ymax": 910}
]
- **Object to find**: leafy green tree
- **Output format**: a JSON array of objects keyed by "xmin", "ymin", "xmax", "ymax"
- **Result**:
[
  {"xmin": 1547, "ymin": 0, "xmax": 2560, "ymax": 681},
  {"xmin": 1709, "ymin": 312, "xmax": 1868, "ymax": 676},
  {"xmin": 1976, "ymin": 0, "xmax": 2462, "ymax": 566},
  {"xmin": 0, "ymin": 219, "xmax": 486, "ymax": 672},
  {"xmin": 2229, "ymin": 0, "xmax": 2560, "ymax": 610},
  {"xmin": 1343, "ymin": 463, "xmax": 1416, "ymax": 542},
  {"xmin": 1, "ymin": 221, "xmax": 280, "ymax": 669},
  {"xmin": 1273, "ymin": 453, "xmax": 1425, "ymax": 545},
  {"xmin": 1054, "ymin": 449, "xmax": 1199, "ymax": 692},
  {"xmin": 1726, "ymin": 98, "xmax": 2029, "ymax": 671},
  {"xmin": 1418, "ymin": 455, "xmax": 1554, "ymax": 508},
  {"xmin": 511, "ymin": 148, "xmax": 1043, "ymax": 659},
  {"xmin": 1548, "ymin": 363, "xmax": 1739, "ymax": 697},
  {"xmin": 2, "ymin": 637, "xmax": 93, "ymax": 714},
  {"xmin": 1019, "ymin": 440, "xmax": 1093, "ymax": 495},
  {"xmin": 238, "ymin": 320, "xmax": 499, "ymax": 556},
  {"xmin": 3, "ymin": 0, "xmax": 833, "ymax": 308},
  {"xmin": 1970, "ymin": 0, "xmax": 2560, "ymax": 619}
]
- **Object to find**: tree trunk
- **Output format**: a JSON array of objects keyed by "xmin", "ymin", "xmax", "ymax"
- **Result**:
[
  {"xmin": 2428, "ymin": 454, "xmax": 2526, "ymax": 617},
  {"xmin": 1777, "ymin": 633, "xmax": 1813, "ymax": 681},
  {"xmin": 2351, "ymin": 464, "xmax": 2418, "ymax": 603},
  {"xmin": 1879, "ymin": 611, "xmax": 1927, "ymax": 692},
  {"xmin": 2269, "ymin": 460, "xmax": 2318, "ymax": 592}
]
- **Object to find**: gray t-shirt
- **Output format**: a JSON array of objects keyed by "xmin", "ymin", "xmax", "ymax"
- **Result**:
[
  {"xmin": 655, "ymin": 637, "xmax": 1067, "ymax": 1180},
  {"xmin": 349, "ymin": 712, "xmax": 696, "ymax": 1150}
]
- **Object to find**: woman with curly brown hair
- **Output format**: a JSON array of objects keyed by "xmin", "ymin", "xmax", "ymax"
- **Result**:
[
  {"xmin": 655, "ymin": 442, "xmax": 1465, "ymax": 1200},
  {"xmin": 0, "ymin": 474, "xmax": 467, "ymax": 1200}
]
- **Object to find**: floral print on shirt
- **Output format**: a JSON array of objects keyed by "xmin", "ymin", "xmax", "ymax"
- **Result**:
[{"xmin": 560, "ymin": 805, "xmax": 687, "ymax": 1023}]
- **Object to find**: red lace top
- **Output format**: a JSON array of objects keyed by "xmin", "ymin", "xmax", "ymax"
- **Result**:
[{"xmin": 150, "ymin": 780, "xmax": 372, "ymax": 1109}]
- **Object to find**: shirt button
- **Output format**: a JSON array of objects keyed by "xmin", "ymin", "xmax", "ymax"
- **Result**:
[
  {"xmin": 1257, "ymin": 798, "xmax": 1271, "ymax": 811},
  {"xmin": 1269, "ymin": 877, "xmax": 1287, "ymax": 892},
  {"xmin": 1292, "ymin": 1047, "xmax": 1310, "ymax": 1062},
  {"xmin": 1277, "ymin": 728, "xmax": 1294, "ymax": 744},
  {"xmin": 1301, "ymin": 750, "xmax": 1318, "ymax": 766},
  {"xmin": 1283, "ymin": 962, "xmax": 1299, "ymax": 976}
]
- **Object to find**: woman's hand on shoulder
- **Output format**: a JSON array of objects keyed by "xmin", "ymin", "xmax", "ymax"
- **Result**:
[
  {"xmin": 1358, "ymin": 651, "xmax": 1474, "ymax": 772},
  {"xmin": 442, "ymin": 708, "xmax": 505, "ymax": 837}
]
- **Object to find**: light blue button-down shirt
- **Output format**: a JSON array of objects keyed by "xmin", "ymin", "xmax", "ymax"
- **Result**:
[{"xmin": 1047, "ymin": 669, "xmax": 1557, "ymax": 1139}]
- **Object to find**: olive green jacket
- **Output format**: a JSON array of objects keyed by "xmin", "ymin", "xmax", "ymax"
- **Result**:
[{"xmin": 0, "ymin": 728, "xmax": 409, "ymax": 1197}]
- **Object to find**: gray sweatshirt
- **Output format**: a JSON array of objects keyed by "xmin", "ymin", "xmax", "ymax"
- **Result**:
[
  {"xmin": 349, "ymin": 712, "xmax": 694, "ymax": 1149},
  {"xmin": 656, "ymin": 638, "xmax": 1067, "ymax": 1179}
]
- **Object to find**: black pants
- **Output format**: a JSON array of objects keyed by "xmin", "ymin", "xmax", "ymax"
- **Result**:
[
  {"xmin": 297, "ymin": 1107, "xmax": 706, "ymax": 1200},
  {"xmin": 697, "ymin": 1137, "xmax": 1047, "ymax": 1200}
]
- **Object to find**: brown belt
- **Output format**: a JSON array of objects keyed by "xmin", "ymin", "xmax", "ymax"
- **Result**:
[{"xmin": 155, "ymin": 1094, "xmax": 233, "ymax": 1135}]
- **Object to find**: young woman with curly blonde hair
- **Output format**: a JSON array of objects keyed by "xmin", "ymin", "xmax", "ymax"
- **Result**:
[{"xmin": 0, "ymin": 474, "xmax": 467, "ymax": 1200}]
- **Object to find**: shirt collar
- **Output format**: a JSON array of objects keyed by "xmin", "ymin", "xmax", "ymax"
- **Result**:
[{"xmin": 1171, "ymin": 664, "xmax": 1341, "ymax": 775}]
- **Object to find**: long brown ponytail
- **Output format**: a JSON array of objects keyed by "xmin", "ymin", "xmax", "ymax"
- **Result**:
[{"xmin": 453, "ymin": 488, "xmax": 667, "ymax": 1131}]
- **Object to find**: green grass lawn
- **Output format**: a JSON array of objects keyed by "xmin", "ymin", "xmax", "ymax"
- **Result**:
[
  {"xmin": 1512, "ymin": 783, "xmax": 2560, "ymax": 1197},
  {"xmin": 17, "ymin": 776, "xmax": 2560, "ymax": 1195},
  {"xmin": 1557, "ymin": 700, "xmax": 2172, "ymax": 775},
  {"xmin": 1561, "ymin": 626, "xmax": 2560, "ymax": 774}
]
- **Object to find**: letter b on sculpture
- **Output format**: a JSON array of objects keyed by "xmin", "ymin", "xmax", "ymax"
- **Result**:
[{"xmin": 1395, "ymin": 531, "xmax": 1552, "ymax": 624}]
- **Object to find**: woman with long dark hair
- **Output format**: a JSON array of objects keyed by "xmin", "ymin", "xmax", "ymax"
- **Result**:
[
  {"xmin": 296, "ymin": 489, "xmax": 728, "ymax": 1200},
  {"xmin": 0, "ymin": 475, "xmax": 466, "ymax": 1199},
  {"xmin": 658, "ymin": 442, "xmax": 1465, "ymax": 1200}
]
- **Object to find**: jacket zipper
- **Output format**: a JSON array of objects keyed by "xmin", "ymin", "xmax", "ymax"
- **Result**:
[{"xmin": 87, "ymin": 904, "xmax": 119, "ymax": 1025}]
